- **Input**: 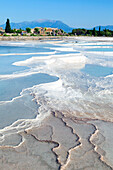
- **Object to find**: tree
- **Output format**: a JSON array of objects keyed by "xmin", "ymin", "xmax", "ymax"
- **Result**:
[
  {"xmin": 104, "ymin": 28, "xmax": 107, "ymax": 36},
  {"xmin": 16, "ymin": 28, "xmax": 22, "ymax": 33},
  {"xmin": 92, "ymin": 27, "xmax": 97, "ymax": 36},
  {"xmin": 87, "ymin": 30, "xmax": 92, "ymax": 36},
  {"xmin": 26, "ymin": 27, "xmax": 31, "ymax": 33},
  {"xmin": 61, "ymin": 29, "xmax": 64, "ymax": 33},
  {"xmin": 99, "ymin": 26, "xmax": 101, "ymax": 36},
  {"xmin": 55, "ymin": 30, "xmax": 58, "ymax": 34},
  {"xmin": 34, "ymin": 28, "xmax": 39, "ymax": 34},
  {"xmin": 72, "ymin": 29, "xmax": 77, "ymax": 35},
  {"xmin": 5, "ymin": 18, "xmax": 11, "ymax": 33},
  {"xmin": 105, "ymin": 30, "xmax": 112, "ymax": 37},
  {"xmin": 12, "ymin": 29, "xmax": 16, "ymax": 33}
]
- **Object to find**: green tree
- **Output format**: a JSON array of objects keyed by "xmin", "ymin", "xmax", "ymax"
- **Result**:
[
  {"xmin": 106, "ymin": 30, "xmax": 112, "ymax": 37},
  {"xmin": 72, "ymin": 29, "xmax": 77, "ymax": 35},
  {"xmin": 34, "ymin": 28, "xmax": 39, "ymax": 34},
  {"xmin": 61, "ymin": 29, "xmax": 64, "ymax": 33},
  {"xmin": 104, "ymin": 28, "xmax": 107, "ymax": 36},
  {"xmin": 87, "ymin": 30, "xmax": 92, "ymax": 36},
  {"xmin": 16, "ymin": 28, "xmax": 22, "ymax": 33},
  {"xmin": 72, "ymin": 28, "xmax": 87, "ymax": 36},
  {"xmin": 55, "ymin": 30, "xmax": 58, "ymax": 34},
  {"xmin": 5, "ymin": 18, "xmax": 11, "ymax": 33},
  {"xmin": 100, "ymin": 31, "xmax": 105, "ymax": 36},
  {"xmin": 12, "ymin": 29, "xmax": 16, "ymax": 33},
  {"xmin": 99, "ymin": 26, "xmax": 101, "ymax": 36},
  {"xmin": 26, "ymin": 27, "xmax": 31, "ymax": 33},
  {"xmin": 92, "ymin": 27, "xmax": 97, "ymax": 36}
]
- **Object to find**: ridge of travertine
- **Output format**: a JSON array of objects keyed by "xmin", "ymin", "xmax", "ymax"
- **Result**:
[
  {"xmin": 61, "ymin": 116, "xmax": 112, "ymax": 170},
  {"xmin": 0, "ymin": 111, "xmax": 113, "ymax": 170}
]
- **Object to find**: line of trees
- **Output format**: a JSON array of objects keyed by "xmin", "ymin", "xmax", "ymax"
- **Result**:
[
  {"xmin": 69, "ymin": 26, "xmax": 113, "ymax": 37},
  {"xmin": 4, "ymin": 19, "xmax": 65, "ymax": 36},
  {"xmin": 4, "ymin": 18, "xmax": 113, "ymax": 37},
  {"xmin": 4, "ymin": 19, "xmax": 60, "ymax": 35}
]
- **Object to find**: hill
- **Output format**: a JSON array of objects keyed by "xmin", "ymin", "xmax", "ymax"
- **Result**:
[{"xmin": 0, "ymin": 19, "xmax": 73, "ymax": 33}]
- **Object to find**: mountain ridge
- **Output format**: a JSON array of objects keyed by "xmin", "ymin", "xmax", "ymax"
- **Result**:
[
  {"xmin": 1, "ymin": 19, "xmax": 113, "ymax": 32},
  {"xmin": 0, "ymin": 19, "xmax": 73, "ymax": 33}
]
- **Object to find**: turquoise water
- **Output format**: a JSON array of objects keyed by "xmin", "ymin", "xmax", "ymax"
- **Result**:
[
  {"xmin": 0, "ymin": 55, "xmax": 28, "ymax": 74},
  {"xmin": 0, "ymin": 43, "xmax": 55, "ymax": 74},
  {"xmin": 82, "ymin": 44, "xmax": 113, "ymax": 47},
  {"xmin": 0, "ymin": 53, "xmax": 52, "ymax": 75},
  {"xmin": 0, "ymin": 73, "xmax": 58, "ymax": 101},
  {"xmin": 86, "ymin": 48, "xmax": 113, "ymax": 52},
  {"xmin": 0, "ymin": 94, "xmax": 39, "ymax": 129},
  {"xmin": 0, "ymin": 72, "xmax": 58, "ymax": 129},
  {"xmin": 0, "ymin": 42, "xmax": 59, "ymax": 129},
  {"xmin": 0, "ymin": 40, "xmax": 113, "ymax": 130},
  {"xmin": 81, "ymin": 64, "xmax": 113, "ymax": 77},
  {"xmin": 0, "ymin": 44, "xmax": 53, "ymax": 54},
  {"xmin": 0, "ymin": 43, "xmax": 79, "ymax": 75}
]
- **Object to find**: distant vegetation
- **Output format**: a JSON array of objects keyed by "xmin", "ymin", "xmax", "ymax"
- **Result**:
[
  {"xmin": 26, "ymin": 27, "xmax": 31, "ymax": 33},
  {"xmin": 69, "ymin": 26, "xmax": 113, "ymax": 37},
  {"xmin": 0, "ymin": 18, "xmax": 66, "ymax": 36},
  {"xmin": 1, "ymin": 19, "xmax": 113, "ymax": 37},
  {"xmin": 5, "ymin": 19, "xmax": 11, "ymax": 33}
]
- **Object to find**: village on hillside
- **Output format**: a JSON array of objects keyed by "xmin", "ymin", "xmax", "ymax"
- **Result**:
[
  {"xmin": 0, "ymin": 27, "xmax": 68, "ymax": 36},
  {"xmin": 0, "ymin": 19, "xmax": 67, "ymax": 36},
  {"xmin": 1, "ymin": 19, "xmax": 113, "ymax": 37}
]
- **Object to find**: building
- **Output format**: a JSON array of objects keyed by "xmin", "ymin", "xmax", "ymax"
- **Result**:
[
  {"xmin": 0, "ymin": 27, "xmax": 5, "ymax": 34},
  {"xmin": 31, "ymin": 28, "xmax": 35, "ymax": 33},
  {"xmin": 45, "ymin": 28, "xmax": 59, "ymax": 35},
  {"xmin": 45, "ymin": 28, "xmax": 53, "ymax": 35},
  {"xmin": 33, "ymin": 27, "xmax": 45, "ymax": 35},
  {"xmin": 30, "ymin": 27, "xmax": 61, "ymax": 35},
  {"xmin": 21, "ymin": 31, "xmax": 27, "ymax": 35}
]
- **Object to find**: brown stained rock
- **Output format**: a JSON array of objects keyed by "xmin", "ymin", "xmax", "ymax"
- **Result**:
[
  {"xmin": 0, "ymin": 131, "xmax": 59, "ymax": 170},
  {"xmin": 61, "ymin": 118, "xmax": 111, "ymax": 170}
]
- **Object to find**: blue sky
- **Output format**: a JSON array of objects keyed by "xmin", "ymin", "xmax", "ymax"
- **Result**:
[{"xmin": 0, "ymin": 0, "xmax": 113, "ymax": 28}]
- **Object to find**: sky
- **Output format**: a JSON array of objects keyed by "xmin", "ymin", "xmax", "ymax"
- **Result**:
[{"xmin": 0, "ymin": 0, "xmax": 113, "ymax": 28}]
